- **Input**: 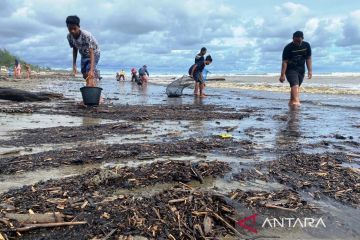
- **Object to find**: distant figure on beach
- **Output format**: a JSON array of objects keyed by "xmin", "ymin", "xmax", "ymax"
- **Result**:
[
  {"xmin": 131, "ymin": 67, "xmax": 141, "ymax": 85},
  {"xmin": 119, "ymin": 69, "xmax": 125, "ymax": 81},
  {"xmin": 14, "ymin": 58, "xmax": 21, "ymax": 79},
  {"xmin": 138, "ymin": 65, "xmax": 149, "ymax": 83},
  {"xmin": 188, "ymin": 55, "xmax": 213, "ymax": 97},
  {"xmin": 131, "ymin": 68, "xmax": 137, "ymax": 82},
  {"xmin": 8, "ymin": 67, "xmax": 13, "ymax": 78},
  {"xmin": 280, "ymin": 31, "xmax": 312, "ymax": 106},
  {"xmin": 66, "ymin": 15, "xmax": 100, "ymax": 87},
  {"xmin": 25, "ymin": 64, "xmax": 31, "ymax": 79}
]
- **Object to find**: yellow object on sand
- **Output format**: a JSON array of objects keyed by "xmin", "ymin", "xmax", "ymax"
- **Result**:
[{"xmin": 218, "ymin": 133, "xmax": 232, "ymax": 139}]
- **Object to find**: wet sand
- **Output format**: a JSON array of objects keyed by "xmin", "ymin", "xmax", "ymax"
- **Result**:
[{"xmin": 0, "ymin": 76, "xmax": 359, "ymax": 239}]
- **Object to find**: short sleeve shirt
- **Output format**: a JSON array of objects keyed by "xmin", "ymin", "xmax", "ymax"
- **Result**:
[
  {"xmin": 67, "ymin": 30, "xmax": 100, "ymax": 59},
  {"xmin": 195, "ymin": 54, "xmax": 204, "ymax": 64},
  {"xmin": 282, "ymin": 41, "xmax": 311, "ymax": 74},
  {"xmin": 189, "ymin": 61, "xmax": 206, "ymax": 75}
]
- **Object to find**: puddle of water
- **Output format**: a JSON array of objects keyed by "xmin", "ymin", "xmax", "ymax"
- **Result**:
[
  {"xmin": 0, "ymin": 140, "xmax": 97, "ymax": 157},
  {"xmin": 0, "ymin": 112, "xmax": 113, "ymax": 138},
  {"xmin": 0, "ymin": 164, "xmax": 99, "ymax": 194}
]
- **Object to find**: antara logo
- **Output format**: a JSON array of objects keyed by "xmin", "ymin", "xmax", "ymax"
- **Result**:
[
  {"xmin": 262, "ymin": 217, "xmax": 326, "ymax": 228},
  {"xmin": 237, "ymin": 215, "xmax": 326, "ymax": 233}
]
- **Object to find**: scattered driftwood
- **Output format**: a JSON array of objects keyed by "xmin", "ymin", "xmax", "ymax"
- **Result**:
[{"xmin": 0, "ymin": 87, "xmax": 63, "ymax": 102}]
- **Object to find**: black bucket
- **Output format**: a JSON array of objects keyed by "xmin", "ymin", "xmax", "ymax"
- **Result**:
[{"xmin": 80, "ymin": 87, "xmax": 102, "ymax": 106}]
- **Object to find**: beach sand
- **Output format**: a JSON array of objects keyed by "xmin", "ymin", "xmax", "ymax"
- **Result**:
[{"xmin": 0, "ymin": 75, "xmax": 359, "ymax": 239}]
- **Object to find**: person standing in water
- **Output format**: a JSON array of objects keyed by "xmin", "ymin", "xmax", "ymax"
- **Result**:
[
  {"xmin": 194, "ymin": 47, "xmax": 207, "ymax": 95},
  {"xmin": 189, "ymin": 55, "xmax": 212, "ymax": 98},
  {"xmin": 138, "ymin": 65, "xmax": 149, "ymax": 83},
  {"xmin": 14, "ymin": 58, "xmax": 21, "ymax": 79},
  {"xmin": 66, "ymin": 15, "xmax": 100, "ymax": 87},
  {"xmin": 25, "ymin": 64, "xmax": 31, "ymax": 79},
  {"xmin": 119, "ymin": 69, "xmax": 126, "ymax": 81},
  {"xmin": 280, "ymin": 31, "xmax": 312, "ymax": 106}
]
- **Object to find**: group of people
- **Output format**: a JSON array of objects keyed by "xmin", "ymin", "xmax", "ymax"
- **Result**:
[
  {"xmin": 5, "ymin": 59, "xmax": 31, "ymax": 79},
  {"xmin": 187, "ymin": 30, "xmax": 312, "ymax": 105},
  {"xmin": 66, "ymin": 14, "xmax": 312, "ymax": 106},
  {"xmin": 116, "ymin": 65, "xmax": 149, "ymax": 85}
]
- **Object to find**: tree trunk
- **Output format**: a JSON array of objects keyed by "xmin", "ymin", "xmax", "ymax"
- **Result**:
[{"xmin": 0, "ymin": 87, "xmax": 63, "ymax": 102}]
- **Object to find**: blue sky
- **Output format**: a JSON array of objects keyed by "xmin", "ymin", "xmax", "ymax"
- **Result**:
[{"xmin": 1, "ymin": 0, "xmax": 360, "ymax": 73}]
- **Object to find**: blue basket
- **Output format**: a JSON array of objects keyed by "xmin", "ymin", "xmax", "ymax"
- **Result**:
[{"xmin": 80, "ymin": 87, "xmax": 102, "ymax": 106}]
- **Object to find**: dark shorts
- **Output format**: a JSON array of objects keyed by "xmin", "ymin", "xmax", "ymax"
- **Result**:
[
  {"xmin": 286, "ymin": 70, "xmax": 304, "ymax": 87},
  {"xmin": 193, "ymin": 72, "xmax": 204, "ymax": 84},
  {"xmin": 188, "ymin": 66, "xmax": 204, "ymax": 84},
  {"xmin": 81, "ymin": 54, "xmax": 100, "ymax": 79}
]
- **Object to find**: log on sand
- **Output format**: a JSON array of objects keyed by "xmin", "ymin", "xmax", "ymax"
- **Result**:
[{"xmin": 0, "ymin": 87, "xmax": 63, "ymax": 102}]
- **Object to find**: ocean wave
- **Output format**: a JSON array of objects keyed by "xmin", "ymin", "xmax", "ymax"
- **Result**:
[{"xmin": 205, "ymin": 82, "xmax": 360, "ymax": 95}]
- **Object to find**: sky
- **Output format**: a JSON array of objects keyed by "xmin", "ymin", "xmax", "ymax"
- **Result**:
[{"xmin": 1, "ymin": 0, "xmax": 360, "ymax": 74}]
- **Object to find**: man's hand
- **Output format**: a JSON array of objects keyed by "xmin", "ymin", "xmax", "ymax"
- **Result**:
[
  {"xmin": 72, "ymin": 65, "xmax": 77, "ymax": 76},
  {"xmin": 87, "ymin": 70, "xmax": 95, "ymax": 79},
  {"xmin": 86, "ymin": 70, "xmax": 96, "ymax": 87},
  {"xmin": 279, "ymin": 74, "xmax": 286, "ymax": 83},
  {"xmin": 308, "ymin": 71, "xmax": 312, "ymax": 79}
]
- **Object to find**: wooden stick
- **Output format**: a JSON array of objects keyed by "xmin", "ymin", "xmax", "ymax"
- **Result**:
[
  {"xmin": 179, "ymin": 182, "xmax": 194, "ymax": 190},
  {"xmin": 265, "ymin": 204, "xmax": 297, "ymax": 212},
  {"xmin": 211, "ymin": 212, "xmax": 243, "ymax": 237},
  {"xmin": 103, "ymin": 229, "xmax": 116, "ymax": 240},
  {"xmin": 0, "ymin": 218, "xmax": 12, "ymax": 227},
  {"xmin": 168, "ymin": 198, "xmax": 188, "ymax": 204},
  {"xmin": 15, "ymin": 221, "xmax": 87, "ymax": 232},
  {"xmin": 190, "ymin": 165, "xmax": 204, "ymax": 184}
]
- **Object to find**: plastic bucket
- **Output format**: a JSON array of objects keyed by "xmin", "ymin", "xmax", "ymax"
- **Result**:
[{"xmin": 80, "ymin": 87, "xmax": 102, "ymax": 106}]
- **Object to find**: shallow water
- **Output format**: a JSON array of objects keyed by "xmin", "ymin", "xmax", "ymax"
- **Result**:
[{"xmin": 0, "ymin": 164, "xmax": 98, "ymax": 193}]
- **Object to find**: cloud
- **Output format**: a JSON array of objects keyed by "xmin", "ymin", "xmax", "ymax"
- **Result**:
[
  {"xmin": 337, "ymin": 10, "xmax": 360, "ymax": 47},
  {"xmin": 0, "ymin": 1, "xmax": 359, "ymax": 73}
]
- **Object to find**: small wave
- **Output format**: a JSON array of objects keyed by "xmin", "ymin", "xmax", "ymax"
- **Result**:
[{"xmin": 205, "ymin": 82, "xmax": 360, "ymax": 95}]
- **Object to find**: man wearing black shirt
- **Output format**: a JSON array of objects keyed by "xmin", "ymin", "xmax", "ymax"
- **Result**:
[{"xmin": 280, "ymin": 31, "xmax": 312, "ymax": 106}]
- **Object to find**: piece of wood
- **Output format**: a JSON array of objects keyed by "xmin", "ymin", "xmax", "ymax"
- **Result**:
[
  {"xmin": 190, "ymin": 164, "xmax": 204, "ymax": 184},
  {"xmin": 15, "ymin": 221, "xmax": 87, "ymax": 232},
  {"xmin": 103, "ymin": 229, "xmax": 117, "ymax": 240},
  {"xmin": 211, "ymin": 212, "xmax": 243, "ymax": 237},
  {"xmin": 264, "ymin": 204, "xmax": 297, "ymax": 212},
  {"xmin": 0, "ymin": 87, "xmax": 63, "ymax": 102},
  {"xmin": 168, "ymin": 198, "xmax": 188, "ymax": 204},
  {"xmin": 0, "ymin": 218, "xmax": 12, "ymax": 227},
  {"xmin": 5, "ymin": 213, "xmax": 64, "ymax": 224},
  {"xmin": 203, "ymin": 215, "xmax": 213, "ymax": 235},
  {"xmin": 206, "ymin": 77, "xmax": 226, "ymax": 81}
]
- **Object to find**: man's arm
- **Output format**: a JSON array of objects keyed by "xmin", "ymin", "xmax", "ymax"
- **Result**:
[
  {"xmin": 306, "ymin": 57, "xmax": 312, "ymax": 79},
  {"xmin": 279, "ymin": 60, "xmax": 288, "ymax": 82},
  {"xmin": 72, "ymin": 48, "xmax": 78, "ymax": 76},
  {"xmin": 280, "ymin": 46, "xmax": 289, "ymax": 83},
  {"xmin": 145, "ymin": 69, "xmax": 149, "ymax": 76},
  {"xmin": 88, "ymin": 48, "xmax": 95, "ymax": 78}
]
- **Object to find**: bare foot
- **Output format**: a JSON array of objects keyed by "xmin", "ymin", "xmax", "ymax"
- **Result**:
[
  {"xmin": 77, "ymin": 101, "xmax": 87, "ymax": 108},
  {"xmin": 199, "ymin": 94, "xmax": 207, "ymax": 98},
  {"xmin": 99, "ymin": 96, "xmax": 105, "ymax": 104},
  {"xmin": 289, "ymin": 101, "xmax": 301, "ymax": 106}
]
